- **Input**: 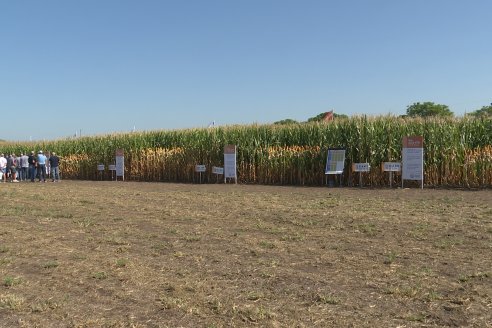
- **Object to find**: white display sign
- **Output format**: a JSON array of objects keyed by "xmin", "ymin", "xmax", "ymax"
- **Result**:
[
  {"xmin": 352, "ymin": 163, "xmax": 370, "ymax": 172},
  {"xmin": 383, "ymin": 162, "xmax": 401, "ymax": 172},
  {"xmin": 115, "ymin": 149, "xmax": 125, "ymax": 179},
  {"xmin": 97, "ymin": 164, "xmax": 105, "ymax": 171},
  {"xmin": 108, "ymin": 164, "xmax": 116, "ymax": 171},
  {"xmin": 224, "ymin": 145, "xmax": 237, "ymax": 181},
  {"xmin": 402, "ymin": 136, "xmax": 424, "ymax": 188},
  {"xmin": 212, "ymin": 166, "xmax": 224, "ymax": 175},
  {"xmin": 403, "ymin": 148, "xmax": 423, "ymax": 180},
  {"xmin": 402, "ymin": 137, "xmax": 423, "ymax": 180},
  {"xmin": 195, "ymin": 165, "xmax": 206, "ymax": 172},
  {"xmin": 325, "ymin": 149, "xmax": 346, "ymax": 175}
]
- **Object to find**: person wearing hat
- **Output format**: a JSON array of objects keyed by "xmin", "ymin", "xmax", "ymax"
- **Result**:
[
  {"xmin": 28, "ymin": 151, "xmax": 37, "ymax": 182},
  {"xmin": 37, "ymin": 150, "xmax": 47, "ymax": 182}
]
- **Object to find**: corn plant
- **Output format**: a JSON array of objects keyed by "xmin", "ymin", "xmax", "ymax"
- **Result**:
[{"xmin": 1, "ymin": 116, "xmax": 490, "ymax": 187}]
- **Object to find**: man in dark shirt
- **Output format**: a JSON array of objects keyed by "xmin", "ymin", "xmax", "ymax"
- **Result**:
[
  {"xmin": 28, "ymin": 151, "xmax": 37, "ymax": 182},
  {"xmin": 49, "ymin": 152, "xmax": 60, "ymax": 182},
  {"xmin": 6, "ymin": 155, "xmax": 15, "ymax": 182}
]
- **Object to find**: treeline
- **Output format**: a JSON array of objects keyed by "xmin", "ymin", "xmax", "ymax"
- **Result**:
[{"xmin": 274, "ymin": 102, "xmax": 492, "ymax": 125}]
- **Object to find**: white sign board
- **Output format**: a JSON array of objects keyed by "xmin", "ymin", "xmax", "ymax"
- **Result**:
[
  {"xmin": 352, "ymin": 163, "xmax": 370, "ymax": 172},
  {"xmin": 325, "ymin": 149, "xmax": 346, "ymax": 175},
  {"xmin": 402, "ymin": 137, "xmax": 423, "ymax": 180},
  {"xmin": 382, "ymin": 161, "xmax": 401, "ymax": 188},
  {"xmin": 195, "ymin": 165, "xmax": 206, "ymax": 172},
  {"xmin": 402, "ymin": 136, "xmax": 424, "ymax": 188},
  {"xmin": 212, "ymin": 166, "xmax": 224, "ymax": 175},
  {"xmin": 115, "ymin": 149, "xmax": 125, "ymax": 180},
  {"xmin": 108, "ymin": 164, "xmax": 116, "ymax": 171},
  {"xmin": 97, "ymin": 164, "xmax": 105, "ymax": 171},
  {"xmin": 224, "ymin": 145, "xmax": 237, "ymax": 182},
  {"xmin": 383, "ymin": 162, "xmax": 401, "ymax": 172}
]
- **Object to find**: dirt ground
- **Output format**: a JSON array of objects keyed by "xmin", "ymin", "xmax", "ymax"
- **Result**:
[{"xmin": 0, "ymin": 181, "xmax": 490, "ymax": 327}]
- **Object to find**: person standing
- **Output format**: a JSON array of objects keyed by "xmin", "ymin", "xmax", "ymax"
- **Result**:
[
  {"xmin": 49, "ymin": 152, "xmax": 60, "ymax": 182},
  {"xmin": 37, "ymin": 150, "xmax": 47, "ymax": 182},
  {"xmin": 10, "ymin": 154, "xmax": 19, "ymax": 182},
  {"xmin": 6, "ymin": 154, "xmax": 13, "ymax": 182},
  {"xmin": 28, "ymin": 151, "xmax": 37, "ymax": 182},
  {"xmin": 0, "ymin": 153, "xmax": 6, "ymax": 182},
  {"xmin": 20, "ymin": 153, "xmax": 29, "ymax": 181},
  {"xmin": 18, "ymin": 153, "xmax": 24, "ymax": 181}
]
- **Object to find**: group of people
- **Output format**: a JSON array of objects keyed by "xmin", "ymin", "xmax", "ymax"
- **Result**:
[{"xmin": 0, "ymin": 151, "xmax": 60, "ymax": 183}]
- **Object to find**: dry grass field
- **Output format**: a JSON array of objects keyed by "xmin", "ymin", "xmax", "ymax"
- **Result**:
[{"xmin": 0, "ymin": 181, "xmax": 491, "ymax": 327}]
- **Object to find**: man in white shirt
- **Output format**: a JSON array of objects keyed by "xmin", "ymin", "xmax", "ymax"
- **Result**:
[{"xmin": 0, "ymin": 154, "xmax": 7, "ymax": 182}]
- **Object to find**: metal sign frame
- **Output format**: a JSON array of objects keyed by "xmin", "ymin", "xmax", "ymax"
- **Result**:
[
  {"xmin": 115, "ymin": 149, "xmax": 125, "ymax": 181},
  {"xmin": 224, "ymin": 145, "xmax": 237, "ymax": 184},
  {"xmin": 324, "ymin": 148, "xmax": 346, "ymax": 187},
  {"xmin": 402, "ymin": 136, "xmax": 424, "ymax": 189},
  {"xmin": 352, "ymin": 163, "xmax": 370, "ymax": 187}
]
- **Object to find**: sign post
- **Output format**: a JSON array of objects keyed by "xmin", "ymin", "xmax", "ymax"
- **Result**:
[
  {"xmin": 115, "ymin": 149, "xmax": 125, "ymax": 181},
  {"xmin": 402, "ymin": 136, "xmax": 424, "ymax": 189},
  {"xmin": 212, "ymin": 166, "xmax": 224, "ymax": 183},
  {"xmin": 352, "ymin": 163, "xmax": 370, "ymax": 187},
  {"xmin": 224, "ymin": 145, "xmax": 237, "ymax": 184},
  {"xmin": 108, "ymin": 164, "xmax": 116, "ymax": 181},
  {"xmin": 382, "ymin": 162, "xmax": 401, "ymax": 188},
  {"xmin": 195, "ymin": 165, "xmax": 206, "ymax": 184},
  {"xmin": 97, "ymin": 164, "xmax": 105, "ymax": 180},
  {"xmin": 324, "ymin": 148, "xmax": 346, "ymax": 187}
]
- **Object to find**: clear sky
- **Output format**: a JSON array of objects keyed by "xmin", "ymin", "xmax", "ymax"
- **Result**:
[{"xmin": 1, "ymin": 0, "xmax": 491, "ymax": 141}]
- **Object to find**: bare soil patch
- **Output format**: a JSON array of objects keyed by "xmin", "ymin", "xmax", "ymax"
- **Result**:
[{"xmin": 0, "ymin": 181, "xmax": 491, "ymax": 327}]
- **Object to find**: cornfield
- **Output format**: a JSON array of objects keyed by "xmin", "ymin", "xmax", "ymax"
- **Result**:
[{"xmin": 1, "ymin": 116, "xmax": 491, "ymax": 187}]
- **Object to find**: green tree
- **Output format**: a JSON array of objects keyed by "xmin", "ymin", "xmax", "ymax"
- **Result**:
[
  {"xmin": 406, "ymin": 102, "xmax": 453, "ymax": 117},
  {"xmin": 467, "ymin": 105, "xmax": 492, "ymax": 118},
  {"xmin": 307, "ymin": 112, "xmax": 348, "ymax": 122},
  {"xmin": 273, "ymin": 118, "xmax": 298, "ymax": 125}
]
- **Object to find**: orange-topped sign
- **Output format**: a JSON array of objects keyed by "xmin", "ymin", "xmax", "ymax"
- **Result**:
[
  {"xmin": 224, "ymin": 145, "xmax": 237, "ymax": 182},
  {"xmin": 402, "ymin": 136, "xmax": 424, "ymax": 188},
  {"xmin": 403, "ymin": 136, "xmax": 423, "ymax": 148},
  {"xmin": 115, "ymin": 149, "xmax": 125, "ymax": 180},
  {"xmin": 224, "ymin": 145, "xmax": 236, "ymax": 154}
]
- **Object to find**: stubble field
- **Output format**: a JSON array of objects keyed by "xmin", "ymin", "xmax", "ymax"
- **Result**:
[{"xmin": 0, "ymin": 181, "xmax": 491, "ymax": 327}]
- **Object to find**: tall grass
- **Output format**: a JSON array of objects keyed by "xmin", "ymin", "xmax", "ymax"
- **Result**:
[{"xmin": 1, "ymin": 116, "xmax": 491, "ymax": 187}]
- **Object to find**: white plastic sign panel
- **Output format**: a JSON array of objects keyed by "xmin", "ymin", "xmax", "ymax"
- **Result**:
[
  {"xmin": 224, "ymin": 145, "xmax": 237, "ymax": 180},
  {"xmin": 383, "ymin": 162, "xmax": 401, "ymax": 172},
  {"xmin": 402, "ymin": 136, "xmax": 424, "ymax": 181},
  {"xmin": 325, "ymin": 149, "xmax": 346, "ymax": 174},
  {"xmin": 97, "ymin": 164, "xmax": 105, "ymax": 171},
  {"xmin": 195, "ymin": 165, "xmax": 206, "ymax": 172},
  {"xmin": 212, "ymin": 166, "xmax": 224, "ymax": 175},
  {"xmin": 109, "ymin": 164, "xmax": 116, "ymax": 171},
  {"xmin": 352, "ymin": 163, "xmax": 370, "ymax": 172},
  {"xmin": 115, "ymin": 149, "xmax": 125, "ymax": 179}
]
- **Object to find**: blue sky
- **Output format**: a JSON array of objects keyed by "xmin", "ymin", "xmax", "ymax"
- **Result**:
[{"xmin": 1, "ymin": 0, "xmax": 491, "ymax": 141}]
